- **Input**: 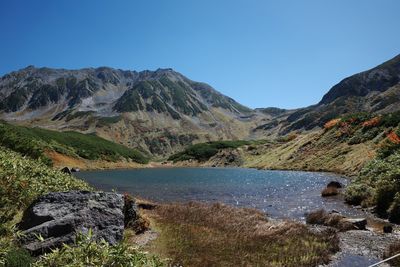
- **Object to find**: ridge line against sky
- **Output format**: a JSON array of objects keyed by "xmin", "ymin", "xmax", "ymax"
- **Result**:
[{"xmin": 1, "ymin": 0, "xmax": 399, "ymax": 109}]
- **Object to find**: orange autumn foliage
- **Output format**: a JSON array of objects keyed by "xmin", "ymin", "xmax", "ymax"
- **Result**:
[
  {"xmin": 387, "ymin": 131, "xmax": 400, "ymax": 144},
  {"xmin": 324, "ymin": 119, "xmax": 341, "ymax": 129},
  {"xmin": 362, "ymin": 117, "xmax": 381, "ymax": 128}
]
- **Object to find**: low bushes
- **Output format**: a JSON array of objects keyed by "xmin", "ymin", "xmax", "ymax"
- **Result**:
[
  {"xmin": 345, "ymin": 139, "xmax": 400, "ymax": 222},
  {"xmin": 33, "ymin": 231, "xmax": 164, "ymax": 267},
  {"xmin": 0, "ymin": 146, "xmax": 90, "ymax": 228},
  {"xmin": 344, "ymin": 184, "xmax": 374, "ymax": 206},
  {"xmin": 3, "ymin": 247, "xmax": 33, "ymax": 267},
  {"xmin": 0, "ymin": 147, "xmax": 163, "ymax": 266},
  {"xmin": 168, "ymin": 140, "xmax": 255, "ymax": 162}
]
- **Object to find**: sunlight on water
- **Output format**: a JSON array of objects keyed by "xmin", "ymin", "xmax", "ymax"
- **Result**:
[{"xmin": 75, "ymin": 167, "xmax": 366, "ymax": 220}]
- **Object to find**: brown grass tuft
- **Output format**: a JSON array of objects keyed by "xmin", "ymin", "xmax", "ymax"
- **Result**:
[
  {"xmin": 321, "ymin": 187, "xmax": 339, "ymax": 197},
  {"xmin": 148, "ymin": 202, "xmax": 339, "ymax": 267}
]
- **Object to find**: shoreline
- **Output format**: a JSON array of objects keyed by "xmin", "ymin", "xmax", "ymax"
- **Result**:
[
  {"xmin": 68, "ymin": 158, "xmax": 399, "ymax": 265},
  {"xmin": 65, "ymin": 159, "xmax": 353, "ymax": 178}
]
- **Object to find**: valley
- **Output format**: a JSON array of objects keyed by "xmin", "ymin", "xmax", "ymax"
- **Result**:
[{"xmin": 1, "ymin": 53, "xmax": 400, "ymax": 266}]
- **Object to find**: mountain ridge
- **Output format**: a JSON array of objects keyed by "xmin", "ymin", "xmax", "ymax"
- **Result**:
[
  {"xmin": 0, "ymin": 66, "xmax": 268, "ymax": 156},
  {"xmin": 2, "ymin": 53, "xmax": 400, "ymax": 155}
]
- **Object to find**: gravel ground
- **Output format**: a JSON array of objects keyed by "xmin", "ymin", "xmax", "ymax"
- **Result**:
[{"xmin": 323, "ymin": 229, "xmax": 400, "ymax": 267}]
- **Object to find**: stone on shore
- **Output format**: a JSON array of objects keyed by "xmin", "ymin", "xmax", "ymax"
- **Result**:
[
  {"xmin": 342, "ymin": 218, "xmax": 367, "ymax": 230},
  {"xmin": 18, "ymin": 191, "xmax": 125, "ymax": 255},
  {"xmin": 60, "ymin": 167, "xmax": 72, "ymax": 175}
]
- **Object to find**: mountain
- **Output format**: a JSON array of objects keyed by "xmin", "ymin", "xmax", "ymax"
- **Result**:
[
  {"xmin": 0, "ymin": 66, "xmax": 268, "ymax": 156},
  {"xmin": 253, "ymin": 54, "xmax": 400, "ymax": 135}
]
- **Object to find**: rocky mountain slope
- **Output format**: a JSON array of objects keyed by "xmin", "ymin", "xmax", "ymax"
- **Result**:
[
  {"xmin": 2, "ymin": 54, "xmax": 399, "ymax": 157},
  {"xmin": 0, "ymin": 66, "xmax": 270, "ymax": 156},
  {"xmin": 254, "ymin": 54, "xmax": 400, "ymax": 135}
]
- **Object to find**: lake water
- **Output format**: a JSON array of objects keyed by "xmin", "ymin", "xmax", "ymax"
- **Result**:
[{"xmin": 75, "ymin": 167, "xmax": 366, "ymax": 220}]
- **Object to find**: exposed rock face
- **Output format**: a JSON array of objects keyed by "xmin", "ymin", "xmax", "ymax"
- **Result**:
[{"xmin": 18, "ymin": 191, "xmax": 124, "ymax": 255}]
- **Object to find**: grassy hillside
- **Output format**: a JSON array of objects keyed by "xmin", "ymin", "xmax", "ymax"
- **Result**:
[{"xmin": 0, "ymin": 121, "xmax": 148, "ymax": 165}]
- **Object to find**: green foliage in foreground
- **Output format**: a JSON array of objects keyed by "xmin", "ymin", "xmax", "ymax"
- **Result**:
[
  {"xmin": 168, "ymin": 140, "xmax": 265, "ymax": 162},
  {"xmin": 0, "ymin": 146, "xmax": 90, "ymax": 229},
  {"xmin": 2, "ymin": 247, "xmax": 32, "ymax": 267},
  {"xmin": 0, "ymin": 145, "xmax": 90, "ymax": 265},
  {"xmin": 0, "ymin": 147, "xmax": 163, "ymax": 266},
  {"xmin": 33, "ymin": 231, "xmax": 164, "ymax": 267},
  {"xmin": 0, "ymin": 121, "xmax": 148, "ymax": 164}
]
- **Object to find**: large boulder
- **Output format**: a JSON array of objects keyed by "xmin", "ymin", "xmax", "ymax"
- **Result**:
[{"xmin": 18, "ymin": 191, "xmax": 125, "ymax": 255}]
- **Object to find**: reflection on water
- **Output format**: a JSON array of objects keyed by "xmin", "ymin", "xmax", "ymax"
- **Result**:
[{"xmin": 75, "ymin": 167, "xmax": 366, "ymax": 220}]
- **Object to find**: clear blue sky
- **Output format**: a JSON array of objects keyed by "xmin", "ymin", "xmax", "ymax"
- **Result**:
[{"xmin": 1, "ymin": 0, "xmax": 399, "ymax": 109}]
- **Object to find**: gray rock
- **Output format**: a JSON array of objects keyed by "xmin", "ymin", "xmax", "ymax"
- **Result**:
[
  {"xmin": 18, "ymin": 191, "xmax": 124, "ymax": 255},
  {"xmin": 60, "ymin": 167, "xmax": 72, "ymax": 175},
  {"xmin": 342, "ymin": 218, "xmax": 367, "ymax": 230},
  {"xmin": 327, "ymin": 181, "xmax": 342, "ymax": 188},
  {"xmin": 383, "ymin": 225, "xmax": 393, "ymax": 233}
]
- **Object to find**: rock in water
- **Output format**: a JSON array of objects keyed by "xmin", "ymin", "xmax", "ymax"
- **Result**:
[
  {"xmin": 327, "ymin": 181, "xmax": 342, "ymax": 188},
  {"xmin": 18, "ymin": 191, "xmax": 124, "ymax": 255},
  {"xmin": 60, "ymin": 167, "xmax": 72, "ymax": 175}
]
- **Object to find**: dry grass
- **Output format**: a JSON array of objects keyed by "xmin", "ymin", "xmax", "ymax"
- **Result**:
[
  {"xmin": 321, "ymin": 187, "xmax": 339, "ymax": 197},
  {"xmin": 147, "ymin": 202, "xmax": 339, "ymax": 267}
]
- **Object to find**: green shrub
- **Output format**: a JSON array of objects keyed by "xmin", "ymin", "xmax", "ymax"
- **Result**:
[
  {"xmin": 344, "ymin": 184, "xmax": 373, "ymax": 206},
  {"xmin": 33, "ymin": 231, "xmax": 164, "ymax": 267},
  {"xmin": 381, "ymin": 111, "xmax": 400, "ymax": 127},
  {"xmin": 0, "ymin": 146, "xmax": 91, "ymax": 230},
  {"xmin": 0, "ymin": 148, "xmax": 162, "ymax": 266},
  {"xmin": 4, "ymin": 248, "xmax": 32, "ymax": 267},
  {"xmin": 345, "ymin": 147, "xmax": 400, "ymax": 219},
  {"xmin": 375, "ymin": 176, "xmax": 400, "ymax": 217},
  {"xmin": 340, "ymin": 112, "xmax": 371, "ymax": 124}
]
